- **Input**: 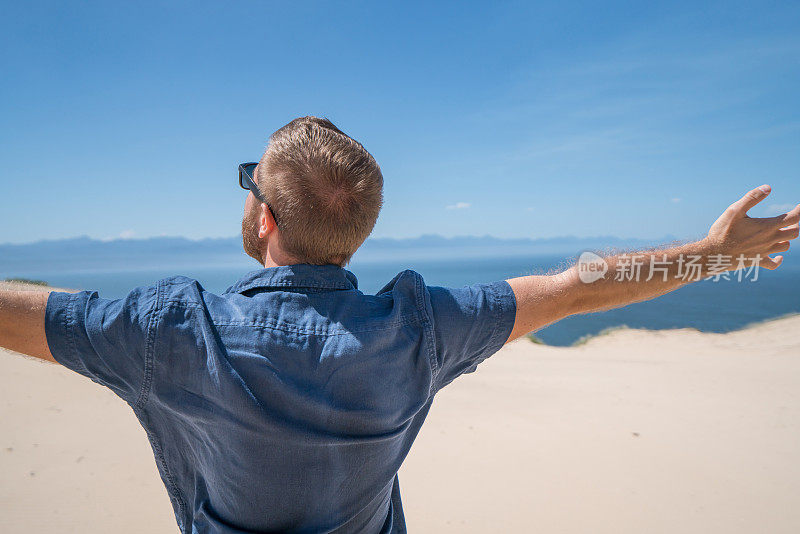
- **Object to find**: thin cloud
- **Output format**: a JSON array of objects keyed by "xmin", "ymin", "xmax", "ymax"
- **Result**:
[
  {"xmin": 99, "ymin": 229, "xmax": 136, "ymax": 242},
  {"xmin": 446, "ymin": 202, "xmax": 471, "ymax": 210}
]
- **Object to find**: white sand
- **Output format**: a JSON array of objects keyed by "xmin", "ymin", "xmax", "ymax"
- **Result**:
[{"xmin": 2, "ymin": 282, "xmax": 799, "ymax": 533}]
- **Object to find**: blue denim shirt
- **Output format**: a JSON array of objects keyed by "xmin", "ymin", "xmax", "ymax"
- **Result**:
[{"xmin": 44, "ymin": 264, "xmax": 517, "ymax": 533}]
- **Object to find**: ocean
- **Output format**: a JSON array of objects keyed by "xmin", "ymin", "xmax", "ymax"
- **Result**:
[{"xmin": 6, "ymin": 252, "xmax": 799, "ymax": 347}]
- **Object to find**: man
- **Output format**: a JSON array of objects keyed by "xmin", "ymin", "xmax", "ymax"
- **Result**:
[{"xmin": 1, "ymin": 116, "xmax": 798, "ymax": 533}]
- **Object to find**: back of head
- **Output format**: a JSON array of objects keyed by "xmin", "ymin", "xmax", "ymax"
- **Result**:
[{"xmin": 257, "ymin": 116, "xmax": 384, "ymax": 267}]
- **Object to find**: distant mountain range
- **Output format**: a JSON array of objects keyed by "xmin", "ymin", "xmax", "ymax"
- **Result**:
[{"xmin": 0, "ymin": 233, "xmax": 686, "ymax": 274}]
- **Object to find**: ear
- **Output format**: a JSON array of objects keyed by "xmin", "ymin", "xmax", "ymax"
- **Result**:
[{"xmin": 258, "ymin": 203, "xmax": 277, "ymax": 238}]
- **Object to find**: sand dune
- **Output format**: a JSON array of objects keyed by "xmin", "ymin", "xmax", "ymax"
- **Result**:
[{"xmin": 2, "ymin": 282, "xmax": 799, "ymax": 533}]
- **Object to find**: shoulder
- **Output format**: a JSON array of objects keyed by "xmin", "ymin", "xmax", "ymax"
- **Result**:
[
  {"xmin": 155, "ymin": 275, "xmax": 209, "ymax": 308},
  {"xmin": 376, "ymin": 269, "xmax": 422, "ymax": 293},
  {"xmin": 376, "ymin": 269, "xmax": 427, "ymax": 305}
]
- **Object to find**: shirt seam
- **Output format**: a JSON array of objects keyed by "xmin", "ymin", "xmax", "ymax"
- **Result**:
[
  {"xmin": 161, "ymin": 300, "xmax": 205, "ymax": 310},
  {"xmin": 134, "ymin": 280, "xmax": 161, "ymax": 411},
  {"xmin": 132, "ymin": 280, "xmax": 189, "ymax": 528},
  {"xmin": 232, "ymin": 281, "xmax": 353, "ymax": 292},
  {"xmin": 489, "ymin": 282, "xmax": 505, "ymax": 350},
  {"xmin": 66, "ymin": 292, "xmax": 91, "ymax": 377},
  {"xmin": 136, "ymin": 409, "xmax": 189, "ymax": 531},
  {"xmin": 485, "ymin": 281, "xmax": 513, "ymax": 359},
  {"xmin": 413, "ymin": 271, "xmax": 439, "ymax": 397},
  {"xmin": 212, "ymin": 318, "xmax": 418, "ymax": 335},
  {"xmin": 163, "ymin": 301, "xmax": 420, "ymax": 334}
]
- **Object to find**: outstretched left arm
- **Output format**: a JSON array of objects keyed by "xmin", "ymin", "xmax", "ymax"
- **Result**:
[
  {"xmin": 0, "ymin": 289, "xmax": 55, "ymax": 362},
  {"xmin": 505, "ymin": 185, "xmax": 800, "ymax": 344}
]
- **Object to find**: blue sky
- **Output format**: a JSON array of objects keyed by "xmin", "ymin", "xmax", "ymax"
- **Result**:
[{"xmin": 1, "ymin": 0, "xmax": 798, "ymax": 245}]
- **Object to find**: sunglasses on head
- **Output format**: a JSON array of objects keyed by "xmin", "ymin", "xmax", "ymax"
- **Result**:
[{"xmin": 238, "ymin": 162, "xmax": 282, "ymax": 229}]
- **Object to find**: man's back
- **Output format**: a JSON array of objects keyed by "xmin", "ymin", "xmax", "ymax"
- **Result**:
[
  {"xmin": 7, "ymin": 115, "xmax": 795, "ymax": 533},
  {"xmin": 43, "ymin": 263, "xmax": 517, "ymax": 533}
]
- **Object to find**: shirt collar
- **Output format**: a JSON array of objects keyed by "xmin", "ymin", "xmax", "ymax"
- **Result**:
[{"xmin": 224, "ymin": 263, "xmax": 359, "ymax": 294}]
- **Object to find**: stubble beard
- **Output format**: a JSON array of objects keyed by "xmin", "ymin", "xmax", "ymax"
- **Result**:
[{"xmin": 241, "ymin": 206, "xmax": 265, "ymax": 265}]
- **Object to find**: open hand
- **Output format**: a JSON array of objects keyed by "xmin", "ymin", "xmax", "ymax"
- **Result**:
[{"xmin": 706, "ymin": 185, "xmax": 800, "ymax": 270}]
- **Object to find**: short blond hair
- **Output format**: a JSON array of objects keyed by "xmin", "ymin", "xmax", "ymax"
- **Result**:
[{"xmin": 256, "ymin": 117, "xmax": 383, "ymax": 266}]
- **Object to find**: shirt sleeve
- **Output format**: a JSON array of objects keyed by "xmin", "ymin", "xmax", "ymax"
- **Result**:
[
  {"xmin": 44, "ymin": 284, "xmax": 159, "ymax": 406},
  {"xmin": 426, "ymin": 280, "xmax": 517, "ymax": 391}
]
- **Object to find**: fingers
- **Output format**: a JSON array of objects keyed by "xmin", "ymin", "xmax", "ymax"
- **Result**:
[
  {"xmin": 728, "ymin": 184, "xmax": 772, "ymax": 216},
  {"xmin": 773, "ymin": 205, "xmax": 800, "ymax": 228},
  {"xmin": 768, "ymin": 241, "xmax": 791, "ymax": 254},
  {"xmin": 776, "ymin": 223, "xmax": 800, "ymax": 241},
  {"xmin": 760, "ymin": 254, "xmax": 784, "ymax": 270}
]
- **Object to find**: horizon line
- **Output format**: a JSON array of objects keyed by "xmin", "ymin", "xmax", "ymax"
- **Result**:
[{"xmin": 0, "ymin": 232, "xmax": 685, "ymax": 248}]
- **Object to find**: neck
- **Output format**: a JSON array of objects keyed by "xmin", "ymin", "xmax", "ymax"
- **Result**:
[
  {"xmin": 262, "ymin": 246, "xmax": 302, "ymax": 268},
  {"xmin": 258, "ymin": 236, "xmax": 345, "ymax": 268}
]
